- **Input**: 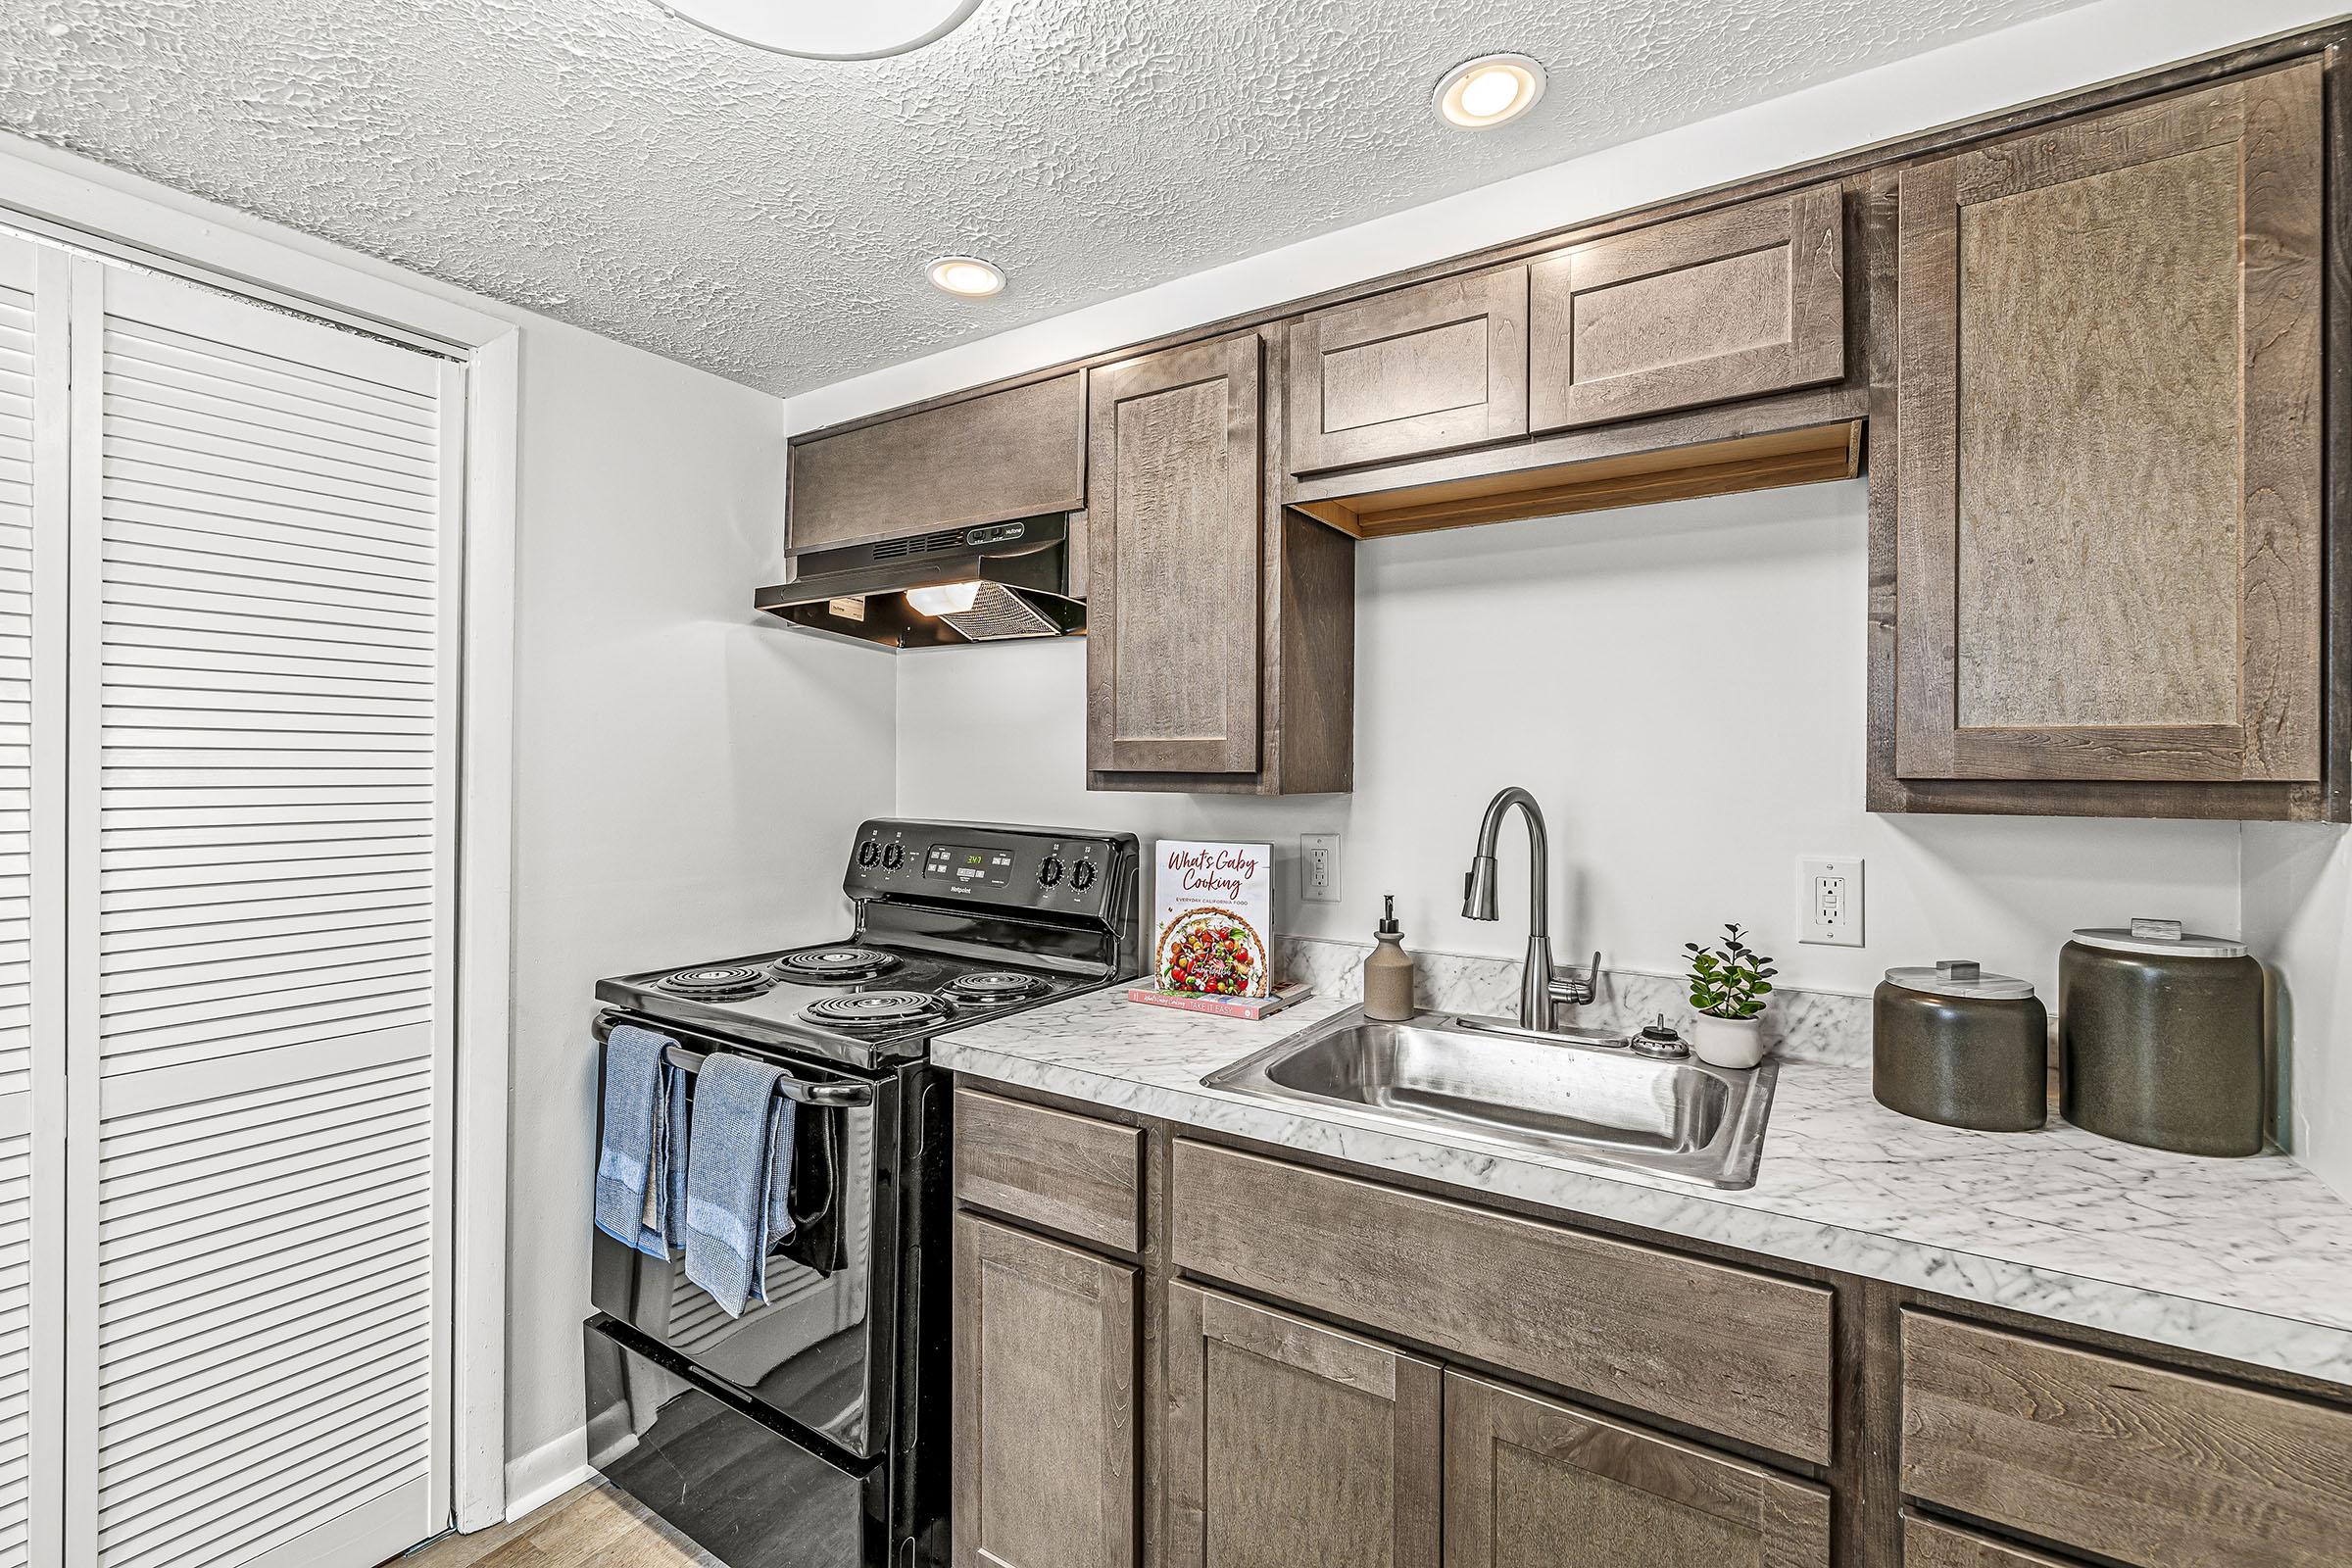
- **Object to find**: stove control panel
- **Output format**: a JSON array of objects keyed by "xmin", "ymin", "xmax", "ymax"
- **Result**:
[{"xmin": 847, "ymin": 819, "xmax": 1135, "ymax": 921}]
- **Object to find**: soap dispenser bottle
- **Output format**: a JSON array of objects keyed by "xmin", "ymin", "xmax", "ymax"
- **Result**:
[{"xmin": 1363, "ymin": 895, "xmax": 1416, "ymax": 1021}]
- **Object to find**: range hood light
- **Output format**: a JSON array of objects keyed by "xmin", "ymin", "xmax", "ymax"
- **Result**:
[{"xmin": 906, "ymin": 581, "xmax": 982, "ymax": 617}]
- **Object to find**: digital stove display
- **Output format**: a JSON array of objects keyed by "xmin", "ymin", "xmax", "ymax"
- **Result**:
[{"xmin": 923, "ymin": 843, "xmax": 1014, "ymax": 887}]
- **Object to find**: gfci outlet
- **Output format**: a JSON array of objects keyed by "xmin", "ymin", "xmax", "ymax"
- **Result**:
[
  {"xmin": 1301, "ymin": 833, "xmax": 1342, "ymax": 904},
  {"xmin": 1799, "ymin": 857, "xmax": 1863, "ymax": 947}
]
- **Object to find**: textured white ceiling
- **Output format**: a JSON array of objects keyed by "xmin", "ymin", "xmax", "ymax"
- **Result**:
[{"xmin": 2, "ymin": 0, "xmax": 2100, "ymax": 397}]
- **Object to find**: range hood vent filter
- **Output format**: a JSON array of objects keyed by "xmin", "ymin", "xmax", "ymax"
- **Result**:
[{"xmin": 938, "ymin": 580, "xmax": 1060, "ymax": 641}]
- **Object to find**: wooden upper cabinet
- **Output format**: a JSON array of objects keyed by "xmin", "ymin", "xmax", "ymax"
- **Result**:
[
  {"xmin": 1086, "ymin": 333, "xmax": 1264, "ymax": 777},
  {"xmin": 1529, "ymin": 183, "xmax": 1845, "ymax": 431},
  {"xmin": 1166, "ymin": 1283, "xmax": 1440, "ymax": 1568},
  {"xmin": 1446, "ymin": 1371, "xmax": 1831, "ymax": 1568},
  {"xmin": 952, "ymin": 1213, "xmax": 1137, "ymax": 1568},
  {"xmin": 788, "ymin": 371, "xmax": 1086, "ymax": 550},
  {"xmin": 1285, "ymin": 264, "xmax": 1529, "ymax": 474},
  {"xmin": 1892, "ymin": 63, "xmax": 2323, "ymax": 786}
]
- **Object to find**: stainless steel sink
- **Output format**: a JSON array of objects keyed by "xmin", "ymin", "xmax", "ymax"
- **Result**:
[{"xmin": 1200, "ymin": 1009, "xmax": 1777, "ymax": 1189}]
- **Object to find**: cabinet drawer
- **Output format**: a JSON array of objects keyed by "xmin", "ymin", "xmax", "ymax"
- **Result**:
[
  {"xmin": 1169, "ymin": 1140, "xmax": 1834, "ymax": 1462},
  {"xmin": 955, "ymin": 1088, "xmax": 1145, "ymax": 1252},
  {"xmin": 1447, "ymin": 1371, "xmax": 1830, "ymax": 1568},
  {"xmin": 1900, "ymin": 1312, "xmax": 2352, "ymax": 1568},
  {"xmin": 1529, "ymin": 182, "xmax": 1843, "ymax": 431},
  {"xmin": 1903, "ymin": 1513, "xmax": 2082, "ymax": 1568},
  {"xmin": 1285, "ymin": 263, "xmax": 1529, "ymax": 474},
  {"xmin": 788, "ymin": 371, "xmax": 1086, "ymax": 550}
]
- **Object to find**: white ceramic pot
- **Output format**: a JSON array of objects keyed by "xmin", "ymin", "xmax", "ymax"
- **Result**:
[{"xmin": 1689, "ymin": 1013, "xmax": 1766, "ymax": 1069}]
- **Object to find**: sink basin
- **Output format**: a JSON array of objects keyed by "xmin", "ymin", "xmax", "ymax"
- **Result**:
[{"xmin": 1200, "ymin": 1009, "xmax": 1777, "ymax": 1189}]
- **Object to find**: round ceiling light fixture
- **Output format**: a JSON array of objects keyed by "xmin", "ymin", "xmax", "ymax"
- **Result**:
[
  {"xmin": 926, "ymin": 256, "xmax": 1005, "ymax": 298},
  {"xmin": 654, "ymin": 0, "xmax": 983, "ymax": 61},
  {"xmin": 1433, "ymin": 54, "xmax": 1547, "ymax": 129}
]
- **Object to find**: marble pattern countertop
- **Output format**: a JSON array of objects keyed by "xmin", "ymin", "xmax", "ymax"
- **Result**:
[{"xmin": 937, "ymin": 988, "xmax": 2352, "ymax": 1390}]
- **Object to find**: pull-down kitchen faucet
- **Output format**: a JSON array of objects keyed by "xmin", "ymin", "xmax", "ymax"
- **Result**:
[{"xmin": 1463, "ymin": 786, "xmax": 1599, "ymax": 1032}]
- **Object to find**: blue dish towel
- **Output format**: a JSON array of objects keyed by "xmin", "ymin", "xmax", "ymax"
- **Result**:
[
  {"xmin": 682, "ymin": 1053, "xmax": 799, "ymax": 1318},
  {"xmin": 593, "ymin": 1023, "xmax": 689, "ymax": 1258}
]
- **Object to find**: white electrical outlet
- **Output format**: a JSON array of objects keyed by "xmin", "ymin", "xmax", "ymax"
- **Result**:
[
  {"xmin": 1301, "ymin": 833, "xmax": 1342, "ymax": 904},
  {"xmin": 1799, "ymin": 856, "xmax": 1863, "ymax": 946}
]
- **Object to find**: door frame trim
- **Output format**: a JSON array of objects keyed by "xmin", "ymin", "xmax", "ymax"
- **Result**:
[{"xmin": 0, "ymin": 127, "xmax": 520, "ymax": 1536}]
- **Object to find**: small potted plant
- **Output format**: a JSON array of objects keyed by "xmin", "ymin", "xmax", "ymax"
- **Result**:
[{"xmin": 1683, "ymin": 924, "xmax": 1777, "ymax": 1068}]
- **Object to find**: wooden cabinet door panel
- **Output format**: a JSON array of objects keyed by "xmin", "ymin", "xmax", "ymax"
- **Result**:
[
  {"xmin": 1165, "ymin": 1283, "xmax": 1440, "ymax": 1568},
  {"xmin": 1902, "ymin": 1513, "xmax": 2086, "ymax": 1568},
  {"xmin": 1286, "ymin": 265, "xmax": 1529, "ymax": 473},
  {"xmin": 1529, "ymin": 183, "xmax": 1844, "ymax": 431},
  {"xmin": 1893, "ymin": 63, "xmax": 2322, "ymax": 783},
  {"xmin": 789, "ymin": 371, "xmax": 1087, "ymax": 550},
  {"xmin": 1086, "ymin": 333, "xmax": 1263, "ymax": 775},
  {"xmin": 1169, "ymin": 1140, "xmax": 1835, "ymax": 1465},
  {"xmin": 1446, "ymin": 1371, "xmax": 1831, "ymax": 1568},
  {"xmin": 1899, "ymin": 1311, "xmax": 2352, "ymax": 1568},
  {"xmin": 953, "ymin": 1214, "xmax": 1137, "ymax": 1568}
]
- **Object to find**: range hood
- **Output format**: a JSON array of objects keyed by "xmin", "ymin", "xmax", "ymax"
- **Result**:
[{"xmin": 756, "ymin": 513, "xmax": 1086, "ymax": 650}]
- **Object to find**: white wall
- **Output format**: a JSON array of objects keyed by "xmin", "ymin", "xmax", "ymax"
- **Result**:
[
  {"xmin": 895, "ymin": 481, "xmax": 2242, "ymax": 1005},
  {"xmin": 2243, "ymin": 824, "xmax": 2352, "ymax": 1199},
  {"xmin": 502, "ymin": 322, "xmax": 894, "ymax": 1492}
]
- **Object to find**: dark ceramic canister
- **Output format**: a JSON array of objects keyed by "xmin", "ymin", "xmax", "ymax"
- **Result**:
[
  {"xmin": 1873, "ymin": 960, "xmax": 2047, "ymax": 1132},
  {"xmin": 2059, "ymin": 919, "xmax": 2264, "ymax": 1157}
]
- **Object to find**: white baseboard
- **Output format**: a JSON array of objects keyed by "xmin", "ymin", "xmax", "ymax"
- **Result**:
[{"xmin": 502, "ymin": 1426, "xmax": 593, "ymax": 1524}]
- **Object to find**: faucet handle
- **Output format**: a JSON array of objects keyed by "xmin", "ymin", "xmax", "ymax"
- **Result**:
[{"xmin": 1547, "ymin": 951, "xmax": 1603, "ymax": 1007}]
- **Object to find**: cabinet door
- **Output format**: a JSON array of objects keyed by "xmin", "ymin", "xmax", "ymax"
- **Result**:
[
  {"xmin": 1446, "ymin": 1371, "xmax": 1831, "ymax": 1568},
  {"xmin": 1086, "ymin": 333, "xmax": 1262, "ymax": 776},
  {"xmin": 788, "ymin": 371, "xmax": 1086, "ymax": 550},
  {"xmin": 1166, "ymin": 1283, "xmax": 1440, "ymax": 1568},
  {"xmin": 1529, "ymin": 183, "xmax": 1844, "ymax": 431},
  {"xmin": 953, "ymin": 1214, "xmax": 1137, "ymax": 1568},
  {"xmin": 1285, "ymin": 265, "xmax": 1528, "ymax": 474},
  {"xmin": 1893, "ymin": 63, "xmax": 2322, "ymax": 784}
]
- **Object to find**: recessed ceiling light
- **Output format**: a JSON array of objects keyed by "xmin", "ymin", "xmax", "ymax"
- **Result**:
[
  {"xmin": 1434, "ymin": 54, "xmax": 1547, "ymax": 130},
  {"xmin": 655, "ymin": 0, "xmax": 983, "ymax": 61},
  {"xmin": 926, "ymin": 256, "xmax": 1005, "ymax": 298}
]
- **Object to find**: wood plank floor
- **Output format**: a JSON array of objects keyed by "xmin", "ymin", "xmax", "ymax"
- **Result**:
[{"xmin": 393, "ymin": 1482, "xmax": 723, "ymax": 1568}]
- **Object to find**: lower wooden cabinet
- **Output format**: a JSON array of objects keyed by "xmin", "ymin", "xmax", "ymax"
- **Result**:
[
  {"xmin": 1445, "ymin": 1370, "xmax": 1832, "ymax": 1568},
  {"xmin": 1902, "ymin": 1513, "xmax": 2083, "ymax": 1568},
  {"xmin": 1899, "ymin": 1311, "xmax": 2352, "ymax": 1568},
  {"xmin": 952, "ymin": 1213, "xmax": 1138, "ymax": 1568},
  {"xmin": 1165, "ymin": 1283, "xmax": 1441, "ymax": 1568}
]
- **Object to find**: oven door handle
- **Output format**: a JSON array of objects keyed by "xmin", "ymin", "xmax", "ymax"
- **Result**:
[
  {"xmin": 594, "ymin": 1012, "xmax": 877, "ymax": 1108},
  {"xmin": 660, "ymin": 1043, "xmax": 872, "ymax": 1107}
]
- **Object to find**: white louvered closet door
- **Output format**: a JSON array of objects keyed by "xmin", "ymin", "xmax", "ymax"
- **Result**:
[
  {"xmin": 64, "ymin": 259, "xmax": 461, "ymax": 1568},
  {"xmin": 0, "ymin": 230, "xmax": 68, "ymax": 1568}
]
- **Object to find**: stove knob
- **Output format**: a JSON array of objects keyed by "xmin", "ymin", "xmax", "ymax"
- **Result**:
[
  {"xmin": 1070, "ymin": 858, "xmax": 1098, "ymax": 891},
  {"xmin": 857, "ymin": 839, "xmax": 880, "ymax": 867},
  {"xmin": 881, "ymin": 843, "xmax": 906, "ymax": 870},
  {"xmin": 1037, "ymin": 855, "xmax": 1064, "ymax": 888}
]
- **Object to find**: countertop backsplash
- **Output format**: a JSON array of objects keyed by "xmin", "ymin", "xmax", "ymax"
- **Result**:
[{"xmin": 1274, "ymin": 935, "xmax": 1873, "ymax": 1069}]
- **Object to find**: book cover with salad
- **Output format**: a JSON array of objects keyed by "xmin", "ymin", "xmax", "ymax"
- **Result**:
[{"xmin": 1149, "ymin": 841, "xmax": 1273, "ymax": 1001}]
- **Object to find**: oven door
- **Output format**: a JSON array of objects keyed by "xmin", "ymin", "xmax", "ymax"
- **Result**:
[{"xmin": 591, "ymin": 1010, "xmax": 897, "ymax": 1460}]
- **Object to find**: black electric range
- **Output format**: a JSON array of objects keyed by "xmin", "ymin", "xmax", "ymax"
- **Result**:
[{"xmin": 583, "ymin": 819, "xmax": 1140, "ymax": 1568}]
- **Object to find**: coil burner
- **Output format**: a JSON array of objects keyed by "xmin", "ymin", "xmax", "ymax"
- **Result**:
[
  {"xmin": 656, "ymin": 964, "xmax": 774, "ymax": 1002},
  {"xmin": 772, "ymin": 946, "xmax": 902, "ymax": 984},
  {"xmin": 801, "ymin": 991, "xmax": 953, "ymax": 1032},
  {"xmin": 938, "ymin": 970, "xmax": 1050, "ymax": 1005}
]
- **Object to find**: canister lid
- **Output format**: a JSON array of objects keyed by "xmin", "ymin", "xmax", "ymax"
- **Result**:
[
  {"xmin": 1884, "ymin": 958, "xmax": 2036, "ymax": 1001},
  {"xmin": 2069, "ymin": 916, "xmax": 2248, "ymax": 958}
]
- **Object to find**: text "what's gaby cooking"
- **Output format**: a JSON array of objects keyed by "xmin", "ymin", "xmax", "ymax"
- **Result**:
[{"xmin": 1165, "ymin": 846, "xmax": 1261, "ymax": 902}]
